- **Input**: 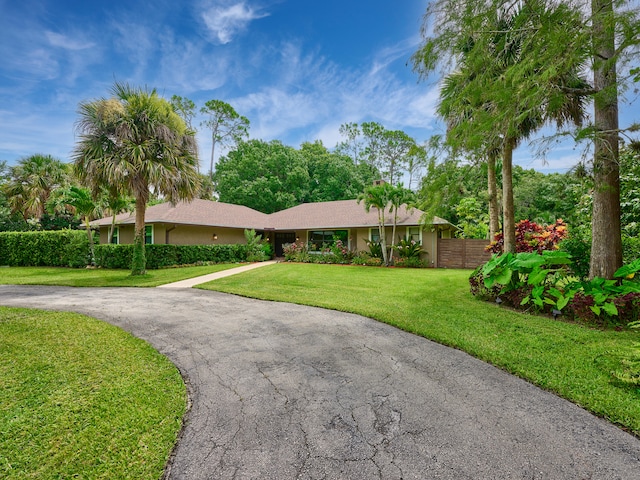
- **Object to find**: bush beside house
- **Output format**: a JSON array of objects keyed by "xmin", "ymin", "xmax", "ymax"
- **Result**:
[{"xmin": 0, "ymin": 230, "xmax": 89, "ymax": 267}]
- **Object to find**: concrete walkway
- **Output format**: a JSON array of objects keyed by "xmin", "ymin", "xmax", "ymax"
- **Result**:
[
  {"xmin": 1, "ymin": 285, "xmax": 639, "ymax": 479},
  {"xmin": 157, "ymin": 260, "xmax": 278, "ymax": 288}
]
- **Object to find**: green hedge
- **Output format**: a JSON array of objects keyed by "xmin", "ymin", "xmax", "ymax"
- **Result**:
[
  {"xmin": 0, "ymin": 230, "xmax": 90, "ymax": 267},
  {"xmin": 94, "ymin": 244, "xmax": 249, "ymax": 269}
]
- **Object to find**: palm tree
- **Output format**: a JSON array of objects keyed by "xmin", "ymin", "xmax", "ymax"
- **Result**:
[
  {"xmin": 104, "ymin": 189, "xmax": 134, "ymax": 245},
  {"xmin": 62, "ymin": 186, "xmax": 103, "ymax": 264},
  {"xmin": 4, "ymin": 154, "xmax": 69, "ymax": 220},
  {"xmin": 73, "ymin": 82, "xmax": 201, "ymax": 275},
  {"xmin": 357, "ymin": 182, "xmax": 393, "ymax": 266},
  {"xmin": 435, "ymin": 3, "xmax": 588, "ymax": 252},
  {"xmin": 388, "ymin": 184, "xmax": 416, "ymax": 261}
]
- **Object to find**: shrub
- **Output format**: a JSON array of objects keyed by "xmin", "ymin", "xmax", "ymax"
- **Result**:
[
  {"xmin": 486, "ymin": 219, "xmax": 568, "ymax": 254},
  {"xmin": 559, "ymin": 226, "xmax": 591, "ymax": 279},
  {"xmin": 623, "ymin": 236, "xmax": 640, "ymax": 264},
  {"xmin": 471, "ymin": 251, "xmax": 640, "ymax": 328},
  {"xmin": 393, "ymin": 237, "xmax": 424, "ymax": 259},
  {"xmin": 283, "ymin": 241, "xmax": 310, "ymax": 262},
  {"xmin": 0, "ymin": 230, "xmax": 90, "ymax": 267},
  {"xmin": 329, "ymin": 238, "xmax": 354, "ymax": 264},
  {"xmin": 244, "ymin": 229, "xmax": 271, "ymax": 262},
  {"xmin": 94, "ymin": 244, "xmax": 248, "ymax": 269},
  {"xmin": 364, "ymin": 240, "xmax": 383, "ymax": 259},
  {"xmin": 394, "ymin": 257, "xmax": 427, "ymax": 268}
]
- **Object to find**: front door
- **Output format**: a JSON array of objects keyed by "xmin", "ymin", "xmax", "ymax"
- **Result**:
[{"xmin": 275, "ymin": 232, "xmax": 297, "ymax": 257}]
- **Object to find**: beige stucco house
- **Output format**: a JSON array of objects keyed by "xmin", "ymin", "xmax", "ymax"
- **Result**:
[{"xmin": 93, "ymin": 199, "xmax": 454, "ymax": 265}]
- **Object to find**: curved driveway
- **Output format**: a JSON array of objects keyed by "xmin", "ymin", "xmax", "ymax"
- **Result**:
[{"xmin": 1, "ymin": 285, "xmax": 639, "ymax": 479}]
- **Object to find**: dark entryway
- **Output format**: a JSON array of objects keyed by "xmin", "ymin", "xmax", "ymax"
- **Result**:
[{"xmin": 275, "ymin": 232, "xmax": 297, "ymax": 257}]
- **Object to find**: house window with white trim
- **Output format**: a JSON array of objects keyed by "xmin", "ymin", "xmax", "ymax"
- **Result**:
[
  {"xmin": 111, "ymin": 227, "xmax": 119, "ymax": 244},
  {"xmin": 407, "ymin": 227, "xmax": 422, "ymax": 243},
  {"xmin": 369, "ymin": 228, "xmax": 381, "ymax": 243},
  {"xmin": 145, "ymin": 225, "xmax": 154, "ymax": 245}
]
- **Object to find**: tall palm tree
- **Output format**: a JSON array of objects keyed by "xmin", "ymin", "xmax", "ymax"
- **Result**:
[
  {"xmin": 357, "ymin": 182, "xmax": 393, "ymax": 266},
  {"xmin": 4, "ymin": 154, "xmax": 69, "ymax": 220},
  {"xmin": 62, "ymin": 185, "xmax": 103, "ymax": 264},
  {"xmin": 436, "ymin": 2, "xmax": 588, "ymax": 252},
  {"xmin": 73, "ymin": 82, "xmax": 201, "ymax": 275},
  {"xmin": 103, "ymin": 189, "xmax": 134, "ymax": 245},
  {"xmin": 388, "ymin": 184, "xmax": 416, "ymax": 261}
]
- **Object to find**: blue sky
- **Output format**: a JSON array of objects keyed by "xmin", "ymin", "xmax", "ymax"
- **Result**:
[{"xmin": 1, "ymin": 0, "xmax": 638, "ymax": 174}]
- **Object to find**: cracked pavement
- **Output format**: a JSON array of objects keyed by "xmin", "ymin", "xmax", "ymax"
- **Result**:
[{"xmin": 1, "ymin": 285, "xmax": 639, "ymax": 479}]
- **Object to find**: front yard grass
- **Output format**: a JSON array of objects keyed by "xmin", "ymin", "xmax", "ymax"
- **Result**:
[
  {"xmin": 0, "ymin": 263, "xmax": 244, "ymax": 287},
  {"xmin": 0, "ymin": 307, "xmax": 186, "ymax": 479},
  {"xmin": 197, "ymin": 263, "xmax": 640, "ymax": 436}
]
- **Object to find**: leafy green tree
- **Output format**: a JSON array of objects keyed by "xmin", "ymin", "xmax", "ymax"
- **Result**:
[
  {"xmin": 361, "ymin": 122, "xmax": 416, "ymax": 186},
  {"xmin": 200, "ymin": 99, "xmax": 250, "ymax": 179},
  {"xmin": 455, "ymin": 197, "xmax": 489, "ymax": 239},
  {"xmin": 415, "ymin": 1, "xmax": 588, "ymax": 253},
  {"xmin": 417, "ymin": 155, "xmax": 487, "ymax": 226},
  {"xmin": 336, "ymin": 122, "xmax": 364, "ymax": 165},
  {"xmin": 512, "ymin": 167, "xmax": 584, "ymax": 226},
  {"xmin": 170, "ymin": 95, "xmax": 197, "ymax": 132},
  {"xmin": 357, "ymin": 182, "xmax": 393, "ymax": 266},
  {"xmin": 301, "ymin": 141, "xmax": 368, "ymax": 202},
  {"xmin": 214, "ymin": 140, "xmax": 309, "ymax": 214},
  {"xmin": 620, "ymin": 146, "xmax": 640, "ymax": 238},
  {"xmin": 4, "ymin": 154, "xmax": 69, "ymax": 220},
  {"xmin": 73, "ymin": 82, "xmax": 200, "ymax": 275},
  {"xmin": 414, "ymin": 0, "xmax": 640, "ymax": 276}
]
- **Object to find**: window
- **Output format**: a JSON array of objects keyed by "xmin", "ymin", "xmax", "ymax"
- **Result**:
[
  {"xmin": 111, "ymin": 227, "xmax": 119, "ymax": 245},
  {"xmin": 308, "ymin": 230, "xmax": 348, "ymax": 252},
  {"xmin": 369, "ymin": 228, "xmax": 381, "ymax": 243},
  {"xmin": 145, "ymin": 225, "xmax": 154, "ymax": 245},
  {"xmin": 407, "ymin": 227, "xmax": 422, "ymax": 243}
]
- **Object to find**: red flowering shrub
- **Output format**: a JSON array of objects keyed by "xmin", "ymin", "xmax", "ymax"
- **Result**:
[{"xmin": 486, "ymin": 219, "xmax": 568, "ymax": 254}]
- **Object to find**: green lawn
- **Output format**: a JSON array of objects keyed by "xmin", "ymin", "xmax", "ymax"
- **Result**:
[
  {"xmin": 0, "ymin": 263, "xmax": 244, "ymax": 287},
  {"xmin": 197, "ymin": 263, "xmax": 640, "ymax": 436},
  {"xmin": 0, "ymin": 307, "xmax": 186, "ymax": 479}
]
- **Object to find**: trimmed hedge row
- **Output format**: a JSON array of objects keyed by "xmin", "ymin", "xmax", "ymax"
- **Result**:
[
  {"xmin": 0, "ymin": 231, "xmax": 250, "ymax": 269},
  {"xmin": 94, "ymin": 244, "xmax": 249, "ymax": 269},
  {"xmin": 0, "ymin": 230, "xmax": 90, "ymax": 267}
]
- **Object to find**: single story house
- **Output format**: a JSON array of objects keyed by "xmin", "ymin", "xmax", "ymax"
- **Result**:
[{"xmin": 92, "ymin": 199, "xmax": 455, "ymax": 266}]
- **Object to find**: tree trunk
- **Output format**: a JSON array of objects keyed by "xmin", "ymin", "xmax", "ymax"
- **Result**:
[
  {"xmin": 502, "ymin": 138, "xmax": 516, "ymax": 253},
  {"xmin": 487, "ymin": 153, "xmax": 500, "ymax": 240},
  {"xmin": 108, "ymin": 214, "xmax": 116, "ymax": 245},
  {"xmin": 209, "ymin": 133, "xmax": 216, "ymax": 180},
  {"xmin": 84, "ymin": 216, "xmax": 95, "ymax": 265},
  {"xmin": 378, "ymin": 212, "xmax": 389, "ymax": 266},
  {"xmin": 589, "ymin": 0, "xmax": 622, "ymax": 279},
  {"xmin": 131, "ymin": 197, "xmax": 147, "ymax": 276}
]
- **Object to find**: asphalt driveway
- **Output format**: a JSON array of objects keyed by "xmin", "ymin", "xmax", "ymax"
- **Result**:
[{"xmin": 1, "ymin": 285, "xmax": 639, "ymax": 479}]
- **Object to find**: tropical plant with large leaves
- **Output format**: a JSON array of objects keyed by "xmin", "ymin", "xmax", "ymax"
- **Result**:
[
  {"xmin": 73, "ymin": 82, "xmax": 200, "ymax": 275},
  {"xmin": 4, "ymin": 154, "xmax": 70, "ymax": 220}
]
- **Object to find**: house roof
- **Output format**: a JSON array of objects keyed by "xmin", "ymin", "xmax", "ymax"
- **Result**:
[
  {"xmin": 93, "ymin": 199, "xmax": 271, "ymax": 229},
  {"xmin": 92, "ymin": 198, "xmax": 454, "ymax": 230}
]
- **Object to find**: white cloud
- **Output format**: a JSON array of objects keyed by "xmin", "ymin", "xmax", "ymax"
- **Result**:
[
  {"xmin": 45, "ymin": 31, "xmax": 95, "ymax": 50},
  {"xmin": 201, "ymin": 2, "xmax": 269, "ymax": 44}
]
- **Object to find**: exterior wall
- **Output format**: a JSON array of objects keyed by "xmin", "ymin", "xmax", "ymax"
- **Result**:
[
  {"xmin": 165, "ymin": 225, "xmax": 246, "ymax": 245},
  {"xmin": 99, "ymin": 224, "xmax": 248, "ymax": 246},
  {"xmin": 97, "ymin": 222, "xmax": 454, "ymax": 268}
]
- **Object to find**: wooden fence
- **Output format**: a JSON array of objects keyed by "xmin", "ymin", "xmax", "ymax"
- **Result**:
[{"xmin": 437, "ymin": 238, "xmax": 492, "ymax": 269}]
